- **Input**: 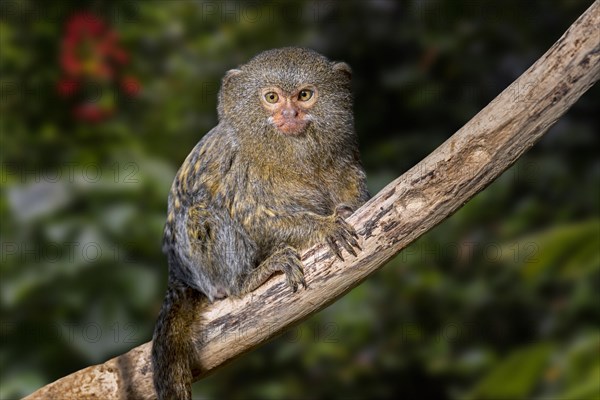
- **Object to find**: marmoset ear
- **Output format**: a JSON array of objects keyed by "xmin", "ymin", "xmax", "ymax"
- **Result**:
[
  {"xmin": 222, "ymin": 69, "xmax": 242, "ymax": 86},
  {"xmin": 333, "ymin": 62, "xmax": 352, "ymax": 80}
]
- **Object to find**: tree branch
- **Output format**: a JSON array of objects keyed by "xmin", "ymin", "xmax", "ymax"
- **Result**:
[{"xmin": 25, "ymin": 2, "xmax": 600, "ymax": 399}]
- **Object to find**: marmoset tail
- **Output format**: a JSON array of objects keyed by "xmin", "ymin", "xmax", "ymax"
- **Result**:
[{"xmin": 152, "ymin": 47, "xmax": 369, "ymax": 400}]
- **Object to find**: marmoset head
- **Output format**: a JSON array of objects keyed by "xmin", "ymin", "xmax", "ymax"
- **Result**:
[{"xmin": 218, "ymin": 47, "xmax": 353, "ymax": 138}]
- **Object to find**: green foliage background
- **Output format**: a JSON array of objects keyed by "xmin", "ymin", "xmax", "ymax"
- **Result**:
[{"xmin": 1, "ymin": 1, "xmax": 598, "ymax": 399}]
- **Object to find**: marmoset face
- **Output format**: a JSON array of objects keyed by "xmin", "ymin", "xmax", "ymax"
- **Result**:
[{"xmin": 260, "ymin": 84, "xmax": 318, "ymax": 135}]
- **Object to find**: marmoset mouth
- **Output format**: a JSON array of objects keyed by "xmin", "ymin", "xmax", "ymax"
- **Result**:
[{"xmin": 272, "ymin": 116, "xmax": 310, "ymax": 135}]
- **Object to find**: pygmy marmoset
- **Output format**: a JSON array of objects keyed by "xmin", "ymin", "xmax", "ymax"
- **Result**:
[{"xmin": 152, "ymin": 47, "xmax": 369, "ymax": 399}]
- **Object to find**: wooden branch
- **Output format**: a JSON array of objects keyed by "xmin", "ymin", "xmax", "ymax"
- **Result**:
[{"xmin": 25, "ymin": 2, "xmax": 600, "ymax": 399}]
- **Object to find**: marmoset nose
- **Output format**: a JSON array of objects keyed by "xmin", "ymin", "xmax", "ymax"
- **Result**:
[{"xmin": 281, "ymin": 107, "xmax": 298, "ymax": 118}]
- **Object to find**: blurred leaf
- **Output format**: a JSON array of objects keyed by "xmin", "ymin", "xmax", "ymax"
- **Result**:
[
  {"xmin": 557, "ymin": 379, "xmax": 600, "ymax": 400},
  {"xmin": 561, "ymin": 333, "xmax": 600, "ymax": 397},
  {"xmin": 500, "ymin": 219, "xmax": 600, "ymax": 282},
  {"xmin": 466, "ymin": 342, "xmax": 553, "ymax": 400}
]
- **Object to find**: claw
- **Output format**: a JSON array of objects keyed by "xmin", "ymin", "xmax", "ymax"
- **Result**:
[
  {"xmin": 346, "ymin": 233, "xmax": 361, "ymax": 250},
  {"xmin": 279, "ymin": 251, "xmax": 307, "ymax": 293},
  {"xmin": 327, "ymin": 237, "xmax": 344, "ymax": 261},
  {"xmin": 341, "ymin": 239, "xmax": 357, "ymax": 257},
  {"xmin": 337, "ymin": 230, "xmax": 355, "ymax": 255}
]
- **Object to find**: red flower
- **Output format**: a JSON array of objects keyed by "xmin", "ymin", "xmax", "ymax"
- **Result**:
[
  {"xmin": 121, "ymin": 76, "xmax": 141, "ymax": 96},
  {"xmin": 59, "ymin": 11, "xmax": 129, "ymax": 79},
  {"xmin": 57, "ymin": 79, "xmax": 79, "ymax": 97},
  {"xmin": 66, "ymin": 12, "xmax": 105, "ymax": 37},
  {"xmin": 58, "ymin": 11, "xmax": 140, "ymax": 123},
  {"xmin": 73, "ymin": 103, "xmax": 114, "ymax": 123},
  {"xmin": 111, "ymin": 48, "xmax": 129, "ymax": 65},
  {"xmin": 60, "ymin": 41, "xmax": 82, "ymax": 76}
]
